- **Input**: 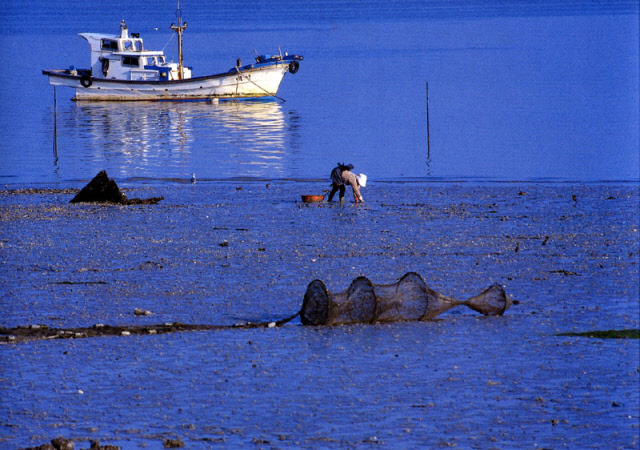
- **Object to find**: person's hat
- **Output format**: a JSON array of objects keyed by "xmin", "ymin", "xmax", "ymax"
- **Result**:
[{"xmin": 357, "ymin": 173, "xmax": 367, "ymax": 187}]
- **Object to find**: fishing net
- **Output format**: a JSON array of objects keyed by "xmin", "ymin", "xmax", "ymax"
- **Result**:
[
  {"xmin": 300, "ymin": 272, "xmax": 511, "ymax": 326},
  {"xmin": 2, "ymin": 272, "xmax": 512, "ymax": 342}
]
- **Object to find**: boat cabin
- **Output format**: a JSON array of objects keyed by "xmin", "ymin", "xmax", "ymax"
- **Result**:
[{"xmin": 79, "ymin": 20, "xmax": 191, "ymax": 81}]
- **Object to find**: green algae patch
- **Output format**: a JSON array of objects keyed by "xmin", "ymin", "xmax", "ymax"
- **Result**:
[{"xmin": 557, "ymin": 329, "xmax": 640, "ymax": 339}]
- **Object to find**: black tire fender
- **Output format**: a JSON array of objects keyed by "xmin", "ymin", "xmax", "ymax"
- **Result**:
[
  {"xmin": 288, "ymin": 61, "xmax": 299, "ymax": 74},
  {"xmin": 101, "ymin": 58, "xmax": 109, "ymax": 76},
  {"xmin": 80, "ymin": 76, "xmax": 92, "ymax": 88}
]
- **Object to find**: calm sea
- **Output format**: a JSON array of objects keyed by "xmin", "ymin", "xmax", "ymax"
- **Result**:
[{"xmin": 0, "ymin": 0, "xmax": 638, "ymax": 185}]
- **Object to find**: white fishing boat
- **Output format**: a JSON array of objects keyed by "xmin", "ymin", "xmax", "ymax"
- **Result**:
[{"xmin": 42, "ymin": 12, "xmax": 302, "ymax": 102}]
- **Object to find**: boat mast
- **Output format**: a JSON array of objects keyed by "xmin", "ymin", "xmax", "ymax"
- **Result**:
[{"xmin": 170, "ymin": 0, "xmax": 187, "ymax": 79}]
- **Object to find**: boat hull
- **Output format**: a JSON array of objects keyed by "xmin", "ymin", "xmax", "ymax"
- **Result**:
[{"xmin": 43, "ymin": 62, "xmax": 292, "ymax": 101}]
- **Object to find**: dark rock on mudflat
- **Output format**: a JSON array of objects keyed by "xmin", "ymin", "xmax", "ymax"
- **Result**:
[
  {"xmin": 51, "ymin": 438, "xmax": 74, "ymax": 450},
  {"xmin": 70, "ymin": 170, "xmax": 163, "ymax": 205},
  {"xmin": 70, "ymin": 170, "xmax": 125, "ymax": 204},
  {"xmin": 90, "ymin": 440, "xmax": 120, "ymax": 450},
  {"xmin": 163, "ymin": 437, "xmax": 185, "ymax": 448}
]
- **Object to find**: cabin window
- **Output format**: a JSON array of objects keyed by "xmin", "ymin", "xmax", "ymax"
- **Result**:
[
  {"xmin": 124, "ymin": 40, "xmax": 142, "ymax": 51},
  {"xmin": 121, "ymin": 56, "xmax": 140, "ymax": 67},
  {"xmin": 101, "ymin": 39, "xmax": 118, "ymax": 51}
]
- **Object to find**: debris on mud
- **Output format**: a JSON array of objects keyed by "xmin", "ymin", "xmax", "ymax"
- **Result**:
[
  {"xmin": 69, "ymin": 171, "xmax": 163, "ymax": 205},
  {"xmin": 2, "ymin": 188, "xmax": 78, "ymax": 196},
  {"xmin": 550, "ymin": 269, "xmax": 580, "ymax": 276},
  {"xmin": 19, "ymin": 437, "xmax": 119, "ymax": 450},
  {"xmin": 1, "ymin": 322, "xmax": 217, "ymax": 343}
]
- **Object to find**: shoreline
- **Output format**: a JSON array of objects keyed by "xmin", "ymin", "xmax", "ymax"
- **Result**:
[{"xmin": 2, "ymin": 178, "xmax": 640, "ymax": 193}]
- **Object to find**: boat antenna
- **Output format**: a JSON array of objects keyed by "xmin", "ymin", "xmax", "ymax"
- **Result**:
[{"xmin": 170, "ymin": 0, "xmax": 187, "ymax": 79}]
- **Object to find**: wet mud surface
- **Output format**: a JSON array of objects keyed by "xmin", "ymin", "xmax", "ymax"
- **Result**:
[{"xmin": 1, "ymin": 182, "xmax": 638, "ymax": 448}]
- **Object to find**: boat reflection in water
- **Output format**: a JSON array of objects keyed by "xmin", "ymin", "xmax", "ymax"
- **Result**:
[{"xmin": 62, "ymin": 99, "xmax": 296, "ymax": 180}]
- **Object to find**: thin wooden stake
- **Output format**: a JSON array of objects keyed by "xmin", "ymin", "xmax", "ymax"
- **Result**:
[
  {"xmin": 53, "ymin": 86, "xmax": 58, "ymax": 160},
  {"xmin": 426, "ymin": 82, "xmax": 430, "ymax": 154}
]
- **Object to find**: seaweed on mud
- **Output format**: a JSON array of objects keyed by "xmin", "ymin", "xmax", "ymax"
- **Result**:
[{"xmin": 556, "ymin": 329, "xmax": 640, "ymax": 339}]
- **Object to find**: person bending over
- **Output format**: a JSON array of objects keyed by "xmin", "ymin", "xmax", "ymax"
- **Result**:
[{"xmin": 328, "ymin": 163, "xmax": 364, "ymax": 203}]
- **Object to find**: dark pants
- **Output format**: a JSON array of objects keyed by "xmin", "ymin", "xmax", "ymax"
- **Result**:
[{"xmin": 328, "ymin": 184, "xmax": 345, "ymax": 202}]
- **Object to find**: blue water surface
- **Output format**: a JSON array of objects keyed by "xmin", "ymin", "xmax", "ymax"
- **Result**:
[{"xmin": 0, "ymin": 0, "xmax": 638, "ymax": 184}]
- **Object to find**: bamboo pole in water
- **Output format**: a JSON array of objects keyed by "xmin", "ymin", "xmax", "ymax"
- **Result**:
[
  {"xmin": 426, "ymin": 82, "xmax": 430, "ymax": 154},
  {"xmin": 53, "ymin": 86, "xmax": 58, "ymax": 159}
]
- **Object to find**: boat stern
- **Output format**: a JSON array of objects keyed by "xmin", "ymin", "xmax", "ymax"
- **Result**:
[{"xmin": 43, "ymin": 68, "xmax": 91, "ymax": 87}]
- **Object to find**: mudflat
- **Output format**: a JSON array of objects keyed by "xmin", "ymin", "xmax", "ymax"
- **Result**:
[{"xmin": 1, "ymin": 182, "xmax": 638, "ymax": 449}]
